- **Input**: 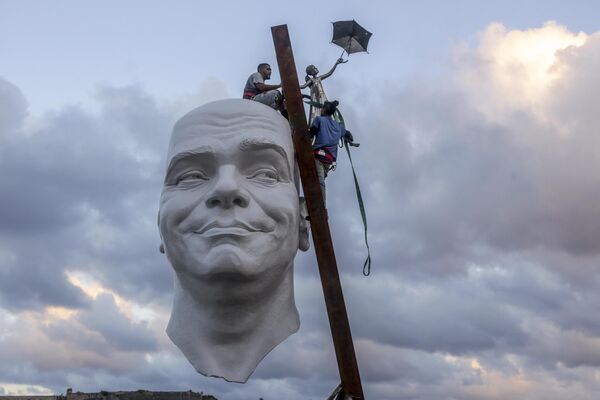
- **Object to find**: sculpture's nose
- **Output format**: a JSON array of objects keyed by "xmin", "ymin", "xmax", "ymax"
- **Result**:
[{"xmin": 205, "ymin": 165, "xmax": 250, "ymax": 209}]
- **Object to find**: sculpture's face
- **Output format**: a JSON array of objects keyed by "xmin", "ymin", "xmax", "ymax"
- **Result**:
[
  {"xmin": 306, "ymin": 65, "xmax": 318, "ymax": 76},
  {"xmin": 159, "ymin": 100, "xmax": 305, "ymax": 279}
]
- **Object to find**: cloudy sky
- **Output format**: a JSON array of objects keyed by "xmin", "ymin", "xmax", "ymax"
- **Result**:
[{"xmin": 2, "ymin": 1, "xmax": 600, "ymax": 399}]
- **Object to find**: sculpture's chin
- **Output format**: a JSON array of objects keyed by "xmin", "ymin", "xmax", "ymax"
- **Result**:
[
  {"xmin": 173, "ymin": 244, "xmax": 273, "ymax": 281},
  {"xmin": 202, "ymin": 247, "xmax": 247, "ymax": 276},
  {"xmin": 165, "ymin": 227, "xmax": 300, "ymax": 279}
]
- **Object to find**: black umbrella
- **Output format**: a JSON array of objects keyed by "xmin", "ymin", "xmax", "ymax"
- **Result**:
[{"xmin": 331, "ymin": 20, "xmax": 372, "ymax": 56}]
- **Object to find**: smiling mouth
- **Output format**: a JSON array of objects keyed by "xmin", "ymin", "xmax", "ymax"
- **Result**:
[
  {"xmin": 198, "ymin": 227, "xmax": 255, "ymax": 238},
  {"xmin": 194, "ymin": 221, "xmax": 264, "ymax": 237}
]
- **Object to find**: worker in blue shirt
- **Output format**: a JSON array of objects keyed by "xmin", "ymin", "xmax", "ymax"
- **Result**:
[{"xmin": 309, "ymin": 100, "xmax": 354, "ymax": 204}]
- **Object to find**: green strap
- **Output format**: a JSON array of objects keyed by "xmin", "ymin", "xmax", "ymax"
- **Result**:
[
  {"xmin": 344, "ymin": 140, "xmax": 372, "ymax": 276},
  {"xmin": 334, "ymin": 109, "xmax": 345, "ymax": 127},
  {"xmin": 334, "ymin": 110, "xmax": 371, "ymax": 275},
  {"xmin": 304, "ymin": 99, "xmax": 323, "ymax": 108}
]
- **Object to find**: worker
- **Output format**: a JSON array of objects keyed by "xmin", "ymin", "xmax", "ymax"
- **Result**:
[
  {"xmin": 243, "ymin": 63, "xmax": 284, "ymax": 111},
  {"xmin": 309, "ymin": 100, "xmax": 354, "ymax": 204}
]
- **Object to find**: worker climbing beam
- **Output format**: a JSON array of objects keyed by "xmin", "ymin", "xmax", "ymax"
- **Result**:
[{"xmin": 271, "ymin": 24, "xmax": 365, "ymax": 400}]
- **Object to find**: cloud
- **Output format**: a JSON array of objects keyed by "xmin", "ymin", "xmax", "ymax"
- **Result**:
[
  {"xmin": 76, "ymin": 292, "xmax": 158, "ymax": 352},
  {"xmin": 328, "ymin": 22, "xmax": 600, "ymax": 284},
  {"xmin": 0, "ymin": 81, "xmax": 182, "ymax": 311},
  {"xmin": 454, "ymin": 21, "xmax": 588, "ymax": 122},
  {"xmin": 312, "ymin": 20, "xmax": 600, "ymax": 399},
  {"xmin": 0, "ymin": 78, "xmax": 28, "ymax": 137}
]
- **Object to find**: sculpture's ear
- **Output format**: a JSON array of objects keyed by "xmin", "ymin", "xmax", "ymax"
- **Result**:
[
  {"xmin": 298, "ymin": 197, "xmax": 310, "ymax": 251},
  {"xmin": 158, "ymin": 211, "xmax": 165, "ymax": 254}
]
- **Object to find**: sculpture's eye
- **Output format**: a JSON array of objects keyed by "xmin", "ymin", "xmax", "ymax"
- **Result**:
[
  {"xmin": 177, "ymin": 170, "xmax": 209, "ymax": 185},
  {"xmin": 248, "ymin": 169, "xmax": 279, "ymax": 185}
]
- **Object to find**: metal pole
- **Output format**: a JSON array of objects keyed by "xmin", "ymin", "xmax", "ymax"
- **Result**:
[{"xmin": 271, "ymin": 24, "xmax": 365, "ymax": 399}]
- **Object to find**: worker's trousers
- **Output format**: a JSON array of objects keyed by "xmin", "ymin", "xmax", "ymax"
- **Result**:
[{"xmin": 315, "ymin": 160, "xmax": 331, "ymax": 205}]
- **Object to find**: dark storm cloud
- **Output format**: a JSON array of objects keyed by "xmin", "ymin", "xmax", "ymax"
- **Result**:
[
  {"xmin": 0, "ymin": 80, "xmax": 175, "ymax": 310},
  {"xmin": 0, "ymin": 260, "xmax": 90, "ymax": 311},
  {"xmin": 356, "ymin": 340, "xmax": 458, "ymax": 384},
  {"xmin": 0, "ymin": 104, "xmax": 158, "ymax": 234},
  {"xmin": 342, "ymin": 271, "xmax": 527, "ymax": 354}
]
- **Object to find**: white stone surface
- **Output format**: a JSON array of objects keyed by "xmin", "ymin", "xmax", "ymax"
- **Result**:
[{"xmin": 158, "ymin": 99, "xmax": 309, "ymax": 383}]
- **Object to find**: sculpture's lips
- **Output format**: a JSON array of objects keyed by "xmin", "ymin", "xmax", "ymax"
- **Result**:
[{"xmin": 194, "ymin": 220, "xmax": 266, "ymax": 237}]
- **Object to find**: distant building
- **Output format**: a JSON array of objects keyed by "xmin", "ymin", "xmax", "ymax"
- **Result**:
[{"xmin": 0, "ymin": 389, "xmax": 217, "ymax": 400}]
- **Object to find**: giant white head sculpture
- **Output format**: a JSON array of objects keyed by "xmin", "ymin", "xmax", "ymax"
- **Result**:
[{"xmin": 158, "ymin": 99, "xmax": 309, "ymax": 383}]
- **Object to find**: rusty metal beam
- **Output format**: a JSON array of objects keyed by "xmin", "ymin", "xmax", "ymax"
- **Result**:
[{"xmin": 271, "ymin": 24, "xmax": 365, "ymax": 400}]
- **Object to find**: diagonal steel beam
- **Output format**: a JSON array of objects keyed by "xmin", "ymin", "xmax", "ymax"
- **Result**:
[{"xmin": 271, "ymin": 24, "xmax": 365, "ymax": 399}]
